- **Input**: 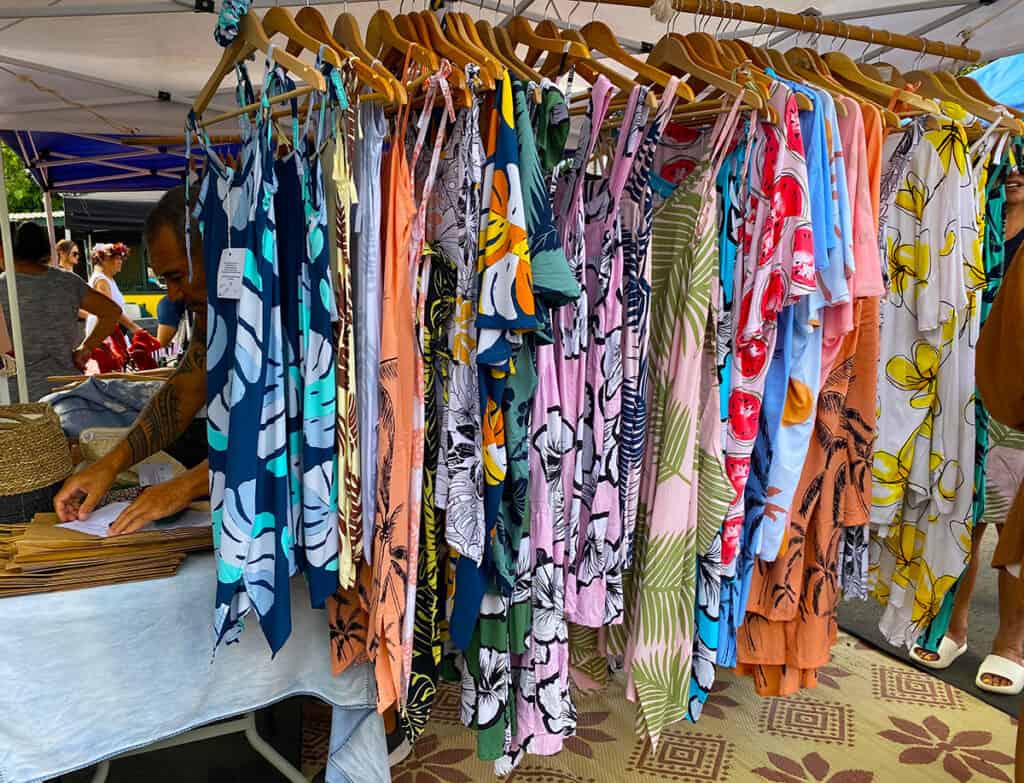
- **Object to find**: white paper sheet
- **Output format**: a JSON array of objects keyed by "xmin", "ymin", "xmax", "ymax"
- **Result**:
[{"xmin": 58, "ymin": 504, "xmax": 211, "ymax": 538}]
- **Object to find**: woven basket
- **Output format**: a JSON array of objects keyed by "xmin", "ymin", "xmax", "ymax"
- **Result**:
[{"xmin": 0, "ymin": 404, "xmax": 73, "ymax": 524}]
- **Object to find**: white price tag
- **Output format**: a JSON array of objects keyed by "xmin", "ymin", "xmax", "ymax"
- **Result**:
[
  {"xmin": 217, "ymin": 247, "xmax": 246, "ymax": 300},
  {"xmin": 137, "ymin": 462, "xmax": 175, "ymax": 487}
]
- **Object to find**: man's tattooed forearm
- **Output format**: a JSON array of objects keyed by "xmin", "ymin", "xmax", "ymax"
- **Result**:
[
  {"xmin": 177, "ymin": 335, "xmax": 207, "ymax": 375},
  {"xmin": 126, "ymin": 382, "xmax": 183, "ymax": 465},
  {"xmin": 124, "ymin": 324, "xmax": 206, "ymax": 466}
]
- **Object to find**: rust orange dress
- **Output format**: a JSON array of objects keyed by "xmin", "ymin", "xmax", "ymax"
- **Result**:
[
  {"xmin": 329, "ymin": 107, "xmax": 418, "ymax": 714},
  {"xmin": 736, "ymin": 296, "xmax": 880, "ymax": 695}
]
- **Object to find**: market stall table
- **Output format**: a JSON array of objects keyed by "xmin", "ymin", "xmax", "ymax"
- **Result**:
[{"xmin": 0, "ymin": 552, "xmax": 388, "ymax": 783}]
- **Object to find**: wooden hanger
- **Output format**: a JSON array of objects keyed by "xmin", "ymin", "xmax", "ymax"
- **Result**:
[
  {"xmin": 902, "ymin": 69, "xmax": 1024, "ymax": 133},
  {"xmin": 270, "ymin": 6, "xmax": 393, "ymax": 107},
  {"xmin": 785, "ymin": 48, "xmax": 860, "ymax": 118},
  {"xmin": 935, "ymin": 70, "xmax": 1016, "ymax": 120},
  {"xmin": 443, "ymin": 12, "xmax": 502, "ymax": 82},
  {"xmin": 667, "ymin": 32, "xmax": 782, "ymax": 109},
  {"xmin": 331, "ymin": 10, "xmax": 408, "ymax": 105},
  {"xmin": 395, "ymin": 13, "xmax": 424, "ymax": 48},
  {"xmin": 823, "ymin": 51, "xmax": 939, "ymax": 116},
  {"xmin": 559, "ymin": 26, "xmax": 658, "ymax": 111},
  {"xmin": 522, "ymin": 18, "xmax": 564, "ymax": 70},
  {"xmin": 959, "ymin": 75, "xmax": 1024, "ymax": 119},
  {"xmin": 858, "ymin": 61, "xmax": 893, "ymax": 82},
  {"xmin": 366, "ymin": 8, "xmax": 438, "ymax": 72},
  {"xmin": 661, "ymin": 33, "xmax": 780, "ymax": 123},
  {"xmin": 645, "ymin": 35, "xmax": 766, "ymax": 116},
  {"xmin": 265, "ymin": 7, "xmax": 342, "ymax": 68},
  {"xmin": 477, "ymin": 19, "xmax": 541, "ymax": 85},
  {"xmin": 413, "ymin": 11, "xmax": 495, "ymax": 89},
  {"xmin": 680, "ymin": 31, "xmax": 728, "ymax": 71},
  {"xmin": 508, "ymin": 15, "xmax": 588, "ymax": 67},
  {"xmin": 334, "ymin": 11, "xmax": 374, "ymax": 63},
  {"xmin": 734, "ymin": 38, "xmax": 772, "ymax": 70},
  {"xmin": 368, "ymin": 10, "xmax": 472, "ymax": 104},
  {"xmin": 521, "ymin": 18, "xmax": 590, "ymax": 79},
  {"xmin": 579, "ymin": 20, "xmax": 694, "ymax": 104},
  {"xmin": 193, "ymin": 10, "xmax": 325, "ymax": 121}
]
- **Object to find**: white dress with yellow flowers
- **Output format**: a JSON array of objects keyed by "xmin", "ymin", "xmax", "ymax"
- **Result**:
[{"xmin": 868, "ymin": 117, "xmax": 983, "ymax": 649}]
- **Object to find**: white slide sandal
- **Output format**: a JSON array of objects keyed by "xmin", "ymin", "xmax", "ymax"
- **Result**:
[
  {"xmin": 909, "ymin": 636, "xmax": 968, "ymax": 670},
  {"xmin": 975, "ymin": 654, "xmax": 1024, "ymax": 695}
]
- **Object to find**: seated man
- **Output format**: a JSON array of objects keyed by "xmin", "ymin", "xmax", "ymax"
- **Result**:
[
  {"xmin": 156, "ymin": 294, "xmax": 187, "ymax": 349},
  {"xmin": 55, "ymin": 186, "xmax": 209, "ymax": 535}
]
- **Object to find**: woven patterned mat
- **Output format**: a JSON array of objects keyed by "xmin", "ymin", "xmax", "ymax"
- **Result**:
[{"xmin": 302, "ymin": 632, "xmax": 1018, "ymax": 783}]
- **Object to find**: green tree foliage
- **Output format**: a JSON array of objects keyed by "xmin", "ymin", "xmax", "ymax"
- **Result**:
[{"xmin": 2, "ymin": 143, "xmax": 62, "ymax": 213}]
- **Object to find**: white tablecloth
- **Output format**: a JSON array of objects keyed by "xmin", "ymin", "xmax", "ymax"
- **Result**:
[{"xmin": 0, "ymin": 553, "xmax": 387, "ymax": 783}]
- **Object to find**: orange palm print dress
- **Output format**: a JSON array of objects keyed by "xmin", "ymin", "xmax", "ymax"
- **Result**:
[
  {"xmin": 329, "ymin": 112, "xmax": 417, "ymax": 714},
  {"xmin": 736, "ymin": 296, "xmax": 880, "ymax": 696}
]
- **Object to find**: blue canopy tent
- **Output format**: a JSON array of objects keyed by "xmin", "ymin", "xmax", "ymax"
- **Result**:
[
  {"xmin": 0, "ymin": 130, "xmax": 236, "ymax": 402},
  {"xmin": 1, "ymin": 130, "xmax": 196, "ymax": 194}
]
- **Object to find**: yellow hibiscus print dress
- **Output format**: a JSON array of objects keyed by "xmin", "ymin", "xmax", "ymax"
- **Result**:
[{"xmin": 869, "ymin": 118, "xmax": 982, "ymax": 649}]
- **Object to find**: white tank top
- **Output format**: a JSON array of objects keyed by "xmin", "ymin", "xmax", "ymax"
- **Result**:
[{"xmin": 86, "ymin": 270, "xmax": 126, "ymax": 337}]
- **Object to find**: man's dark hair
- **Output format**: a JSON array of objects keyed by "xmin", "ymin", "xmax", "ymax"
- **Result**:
[
  {"xmin": 13, "ymin": 222, "xmax": 50, "ymax": 265},
  {"xmin": 144, "ymin": 185, "xmax": 188, "ymax": 253}
]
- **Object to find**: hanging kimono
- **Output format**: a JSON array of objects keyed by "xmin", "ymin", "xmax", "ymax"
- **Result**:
[
  {"xmin": 719, "ymin": 82, "xmax": 817, "ymax": 573},
  {"xmin": 329, "ymin": 93, "xmax": 418, "ymax": 713},
  {"xmin": 870, "ymin": 118, "xmax": 979, "ymax": 649},
  {"xmin": 569, "ymin": 83, "xmax": 649, "ymax": 633},
  {"xmin": 623, "ymin": 104, "xmax": 743, "ymax": 747},
  {"xmin": 512, "ymin": 75, "xmax": 615, "ymax": 760},
  {"xmin": 737, "ymin": 296, "xmax": 880, "ymax": 695},
  {"xmin": 331, "ymin": 67, "xmax": 362, "ymax": 590}
]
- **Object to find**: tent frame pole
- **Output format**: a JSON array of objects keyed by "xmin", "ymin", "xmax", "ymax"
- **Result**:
[
  {"xmin": 43, "ymin": 191, "xmax": 57, "ymax": 263},
  {"xmin": 0, "ymin": 159, "xmax": 30, "ymax": 403}
]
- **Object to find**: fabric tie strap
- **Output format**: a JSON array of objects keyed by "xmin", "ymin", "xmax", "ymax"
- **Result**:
[{"xmin": 214, "ymin": 0, "xmax": 251, "ymax": 47}]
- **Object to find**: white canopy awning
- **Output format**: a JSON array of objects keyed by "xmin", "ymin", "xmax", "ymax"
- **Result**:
[{"xmin": 0, "ymin": 0, "xmax": 1021, "ymax": 137}]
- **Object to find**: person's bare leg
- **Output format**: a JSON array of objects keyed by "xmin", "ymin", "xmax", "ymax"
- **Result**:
[
  {"xmin": 980, "ymin": 567, "xmax": 1024, "ymax": 688},
  {"xmin": 914, "ymin": 523, "xmax": 986, "ymax": 662}
]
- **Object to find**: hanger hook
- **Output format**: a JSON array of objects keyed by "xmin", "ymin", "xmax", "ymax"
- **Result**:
[
  {"xmin": 592, "ymin": 0, "xmax": 598, "ymax": 22},
  {"xmin": 914, "ymin": 37, "xmax": 927, "ymax": 70},
  {"xmin": 732, "ymin": 10, "xmax": 744, "ymax": 39},
  {"xmin": 753, "ymin": 6, "xmax": 767, "ymax": 46},
  {"xmin": 858, "ymin": 35, "xmax": 872, "ymax": 62}
]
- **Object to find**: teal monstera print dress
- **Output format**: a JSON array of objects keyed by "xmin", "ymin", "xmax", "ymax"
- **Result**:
[{"xmin": 196, "ymin": 60, "xmax": 339, "ymax": 655}]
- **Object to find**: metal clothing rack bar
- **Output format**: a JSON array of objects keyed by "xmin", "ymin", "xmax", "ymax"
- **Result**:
[{"xmin": 602, "ymin": 0, "xmax": 983, "ymax": 61}]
